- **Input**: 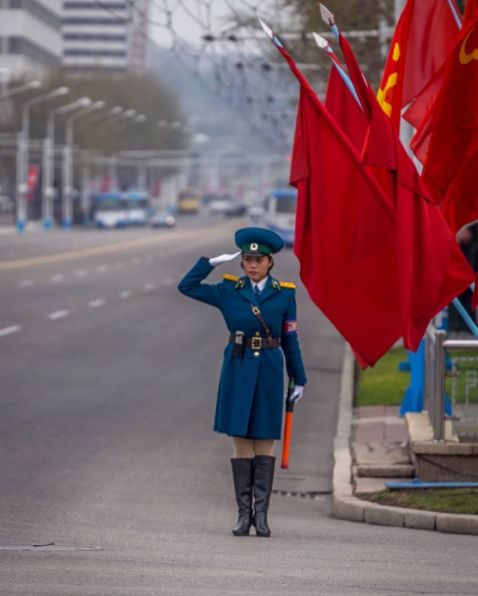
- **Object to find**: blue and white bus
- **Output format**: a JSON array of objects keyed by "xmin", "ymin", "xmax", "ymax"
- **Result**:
[
  {"xmin": 124, "ymin": 191, "xmax": 150, "ymax": 226},
  {"xmin": 92, "ymin": 191, "xmax": 150, "ymax": 228},
  {"xmin": 92, "ymin": 192, "xmax": 126, "ymax": 228},
  {"xmin": 263, "ymin": 187, "xmax": 297, "ymax": 247}
]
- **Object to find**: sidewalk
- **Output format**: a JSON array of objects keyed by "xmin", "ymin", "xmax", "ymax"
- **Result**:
[{"xmin": 332, "ymin": 345, "xmax": 478, "ymax": 535}]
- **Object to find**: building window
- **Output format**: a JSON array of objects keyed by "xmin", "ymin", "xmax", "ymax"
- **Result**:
[
  {"xmin": 62, "ymin": 17, "xmax": 128, "ymax": 25},
  {"xmin": 64, "ymin": 48, "xmax": 126, "ymax": 57},
  {"xmin": 64, "ymin": 1, "xmax": 127, "ymax": 8},
  {"xmin": 63, "ymin": 33, "xmax": 127, "ymax": 42}
]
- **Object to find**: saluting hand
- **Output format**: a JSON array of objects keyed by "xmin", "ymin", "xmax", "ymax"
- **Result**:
[
  {"xmin": 289, "ymin": 385, "xmax": 304, "ymax": 403},
  {"xmin": 209, "ymin": 251, "xmax": 241, "ymax": 266}
]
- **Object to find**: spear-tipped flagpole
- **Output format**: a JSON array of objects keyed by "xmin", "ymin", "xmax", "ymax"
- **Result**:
[
  {"xmin": 258, "ymin": 18, "xmax": 284, "ymax": 48},
  {"xmin": 312, "ymin": 32, "xmax": 363, "ymax": 109},
  {"xmin": 318, "ymin": 3, "xmax": 339, "ymax": 40}
]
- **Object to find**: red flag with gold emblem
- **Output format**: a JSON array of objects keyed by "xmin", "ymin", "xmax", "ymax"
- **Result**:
[
  {"xmin": 339, "ymin": 31, "xmax": 474, "ymax": 348},
  {"xmin": 378, "ymin": 0, "xmax": 461, "ymax": 130},
  {"xmin": 411, "ymin": 8, "xmax": 478, "ymax": 224}
]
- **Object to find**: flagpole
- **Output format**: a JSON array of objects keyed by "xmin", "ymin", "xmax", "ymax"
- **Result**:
[{"xmin": 312, "ymin": 33, "xmax": 363, "ymax": 109}]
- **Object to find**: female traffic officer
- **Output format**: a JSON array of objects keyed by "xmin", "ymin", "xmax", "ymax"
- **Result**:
[{"xmin": 177, "ymin": 227, "xmax": 307, "ymax": 537}]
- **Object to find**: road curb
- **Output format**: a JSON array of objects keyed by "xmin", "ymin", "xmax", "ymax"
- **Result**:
[{"xmin": 332, "ymin": 344, "xmax": 478, "ymax": 536}]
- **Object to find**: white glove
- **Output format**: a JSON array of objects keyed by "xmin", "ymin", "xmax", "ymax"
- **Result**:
[
  {"xmin": 209, "ymin": 251, "xmax": 241, "ymax": 267},
  {"xmin": 289, "ymin": 385, "xmax": 304, "ymax": 403}
]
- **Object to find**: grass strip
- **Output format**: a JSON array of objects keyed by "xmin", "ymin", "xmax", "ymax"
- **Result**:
[
  {"xmin": 356, "ymin": 347, "xmax": 409, "ymax": 406},
  {"xmin": 365, "ymin": 488, "xmax": 478, "ymax": 515}
]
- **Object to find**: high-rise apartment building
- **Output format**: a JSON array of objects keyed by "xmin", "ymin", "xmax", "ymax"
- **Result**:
[
  {"xmin": 62, "ymin": 0, "xmax": 150, "ymax": 73},
  {"xmin": 0, "ymin": 1, "xmax": 151, "ymax": 79},
  {"xmin": 62, "ymin": 0, "xmax": 129, "ymax": 70},
  {"xmin": 0, "ymin": 0, "xmax": 63, "ymax": 79}
]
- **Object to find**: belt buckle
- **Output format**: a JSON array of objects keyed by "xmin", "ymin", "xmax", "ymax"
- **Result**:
[{"xmin": 251, "ymin": 337, "xmax": 262, "ymax": 350}]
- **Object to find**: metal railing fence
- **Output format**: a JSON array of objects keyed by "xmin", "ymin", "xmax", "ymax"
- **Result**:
[{"xmin": 426, "ymin": 328, "xmax": 478, "ymax": 441}]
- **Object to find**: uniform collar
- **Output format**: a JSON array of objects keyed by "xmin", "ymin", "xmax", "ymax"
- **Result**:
[
  {"xmin": 234, "ymin": 275, "xmax": 280, "ymax": 304},
  {"xmin": 253, "ymin": 276, "xmax": 268, "ymax": 293}
]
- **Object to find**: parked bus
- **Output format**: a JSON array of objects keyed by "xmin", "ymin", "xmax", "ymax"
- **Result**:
[
  {"xmin": 92, "ymin": 191, "xmax": 150, "ymax": 228},
  {"xmin": 262, "ymin": 187, "xmax": 297, "ymax": 247},
  {"xmin": 124, "ymin": 191, "xmax": 150, "ymax": 225},
  {"xmin": 92, "ymin": 192, "xmax": 127, "ymax": 229}
]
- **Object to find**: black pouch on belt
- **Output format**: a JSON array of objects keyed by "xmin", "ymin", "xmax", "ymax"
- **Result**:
[{"xmin": 233, "ymin": 331, "xmax": 245, "ymax": 357}]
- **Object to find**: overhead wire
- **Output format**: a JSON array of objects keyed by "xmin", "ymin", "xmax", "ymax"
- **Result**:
[{"xmin": 91, "ymin": 0, "xmax": 304, "ymax": 146}]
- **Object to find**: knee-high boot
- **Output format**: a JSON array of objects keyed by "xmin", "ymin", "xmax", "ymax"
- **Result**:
[
  {"xmin": 253, "ymin": 455, "xmax": 275, "ymax": 537},
  {"xmin": 231, "ymin": 458, "xmax": 254, "ymax": 536}
]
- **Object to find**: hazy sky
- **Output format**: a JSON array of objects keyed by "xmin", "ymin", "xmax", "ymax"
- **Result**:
[{"xmin": 149, "ymin": 1, "xmax": 238, "ymax": 49}]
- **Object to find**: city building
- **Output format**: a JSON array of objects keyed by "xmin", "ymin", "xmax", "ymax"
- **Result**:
[
  {"xmin": 0, "ymin": 0, "xmax": 63, "ymax": 79},
  {"xmin": 62, "ymin": 0, "xmax": 129, "ymax": 70},
  {"xmin": 62, "ymin": 0, "xmax": 150, "ymax": 73}
]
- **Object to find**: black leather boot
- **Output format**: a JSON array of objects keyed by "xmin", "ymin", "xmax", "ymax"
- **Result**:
[
  {"xmin": 231, "ymin": 458, "xmax": 254, "ymax": 536},
  {"xmin": 253, "ymin": 455, "xmax": 275, "ymax": 537}
]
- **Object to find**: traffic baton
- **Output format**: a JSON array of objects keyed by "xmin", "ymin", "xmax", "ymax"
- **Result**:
[{"xmin": 281, "ymin": 378, "xmax": 295, "ymax": 469}]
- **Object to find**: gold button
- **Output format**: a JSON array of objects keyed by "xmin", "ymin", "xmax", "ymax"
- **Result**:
[
  {"xmin": 253, "ymin": 351, "xmax": 260, "ymax": 357},
  {"xmin": 255, "ymin": 332, "xmax": 260, "ymax": 336}
]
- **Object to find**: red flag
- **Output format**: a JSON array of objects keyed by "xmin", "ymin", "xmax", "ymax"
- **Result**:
[
  {"xmin": 464, "ymin": 0, "xmax": 478, "ymax": 22},
  {"xmin": 411, "ymin": 11, "xmax": 478, "ymax": 228},
  {"xmin": 273, "ymin": 43, "xmax": 403, "ymax": 366},
  {"xmin": 378, "ymin": 0, "xmax": 461, "ymax": 130},
  {"xmin": 339, "ymin": 32, "xmax": 474, "ymax": 349},
  {"xmin": 26, "ymin": 164, "xmax": 40, "ymax": 202},
  {"xmin": 325, "ymin": 52, "xmax": 395, "ymax": 200},
  {"xmin": 325, "ymin": 63, "xmax": 369, "ymax": 153}
]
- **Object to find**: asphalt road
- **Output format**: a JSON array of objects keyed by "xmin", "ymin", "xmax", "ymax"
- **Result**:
[{"xmin": 0, "ymin": 217, "xmax": 477, "ymax": 596}]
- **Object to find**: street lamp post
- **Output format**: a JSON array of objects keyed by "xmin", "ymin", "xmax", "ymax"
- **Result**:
[
  {"xmin": 62, "ymin": 100, "xmax": 105, "ymax": 228},
  {"xmin": 75, "ymin": 106, "xmax": 129, "ymax": 214},
  {"xmin": 42, "ymin": 97, "xmax": 91, "ymax": 229},
  {"xmin": 0, "ymin": 79, "xmax": 41, "ymax": 100},
  {"xmin": 108, "ymin": 109, "xmax": 137, "ymax": 191},
  {"xmin": 15, "ymin": 86, "xmax": 69, "ymax": 231},
  {"xmin": 131, "ymin": 115, "xmax": 148, "ymax": 191}
]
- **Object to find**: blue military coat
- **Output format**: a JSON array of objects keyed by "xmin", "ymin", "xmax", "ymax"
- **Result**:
[{"xmin": 178, "ymin": 257, "xmax": 307, "ymax": 439}]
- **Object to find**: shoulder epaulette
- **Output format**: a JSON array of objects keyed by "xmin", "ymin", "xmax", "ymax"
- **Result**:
[
  {"xmin": 223, "ymin": 273, "xmax": 239, "ymax": 282},
  {"xmin": 279, "ymin": 280, "xmax": 296, "ymax": 289}
]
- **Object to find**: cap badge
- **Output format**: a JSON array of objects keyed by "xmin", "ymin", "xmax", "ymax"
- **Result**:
[{"xmin": 250, "ymin": 242, "xmax": 258, "ymax": 251}]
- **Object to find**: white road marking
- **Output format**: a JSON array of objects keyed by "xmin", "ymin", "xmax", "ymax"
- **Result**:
[
  {"xmin": 143, "ymin": 283, "xmax": 156, "ymax": 292},
  {"xmin": 19, "ymin": 279, "xmax": 34, "ymax": 288},
  {"xmin": 48, "ymin": 310, "xmax": 70, "ymax": 321},
  {"xmin": 120, "ymin": 290, "xmax": 132, "ymax": 298},
  {"xmin": 0, "ymin": 325, "xmax": 21, "ymax": 338},
  {"xmin": 50, "ymin": 274, "xmax": 63, "ymax": 283},
  {"xmin": 96, "ymin": 264, "xmax": 108, "ymax": 272},
  {"xmin": 163, "ymin": 277, "xmax": 174, "ymax": 286},
  {"xmin": 74, "ymin": 269, "xmax": 87, "ymax": 276},
  {"xmin": 88, "ymin": 299, "xmax": 105, "ymax": 308}
]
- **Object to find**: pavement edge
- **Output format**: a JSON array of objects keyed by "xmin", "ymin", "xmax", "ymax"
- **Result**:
[{"xmin": 331, "ymin": 344, "xmax": 478, "ymax": 536}]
